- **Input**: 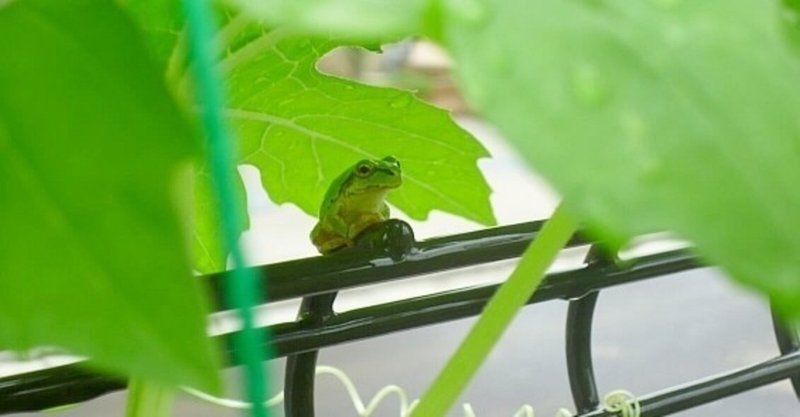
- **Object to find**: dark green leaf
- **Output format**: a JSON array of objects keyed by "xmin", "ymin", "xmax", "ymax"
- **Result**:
[{"xmin": 0, "ymin": 0, "xmax": 220, "ymax": 391}]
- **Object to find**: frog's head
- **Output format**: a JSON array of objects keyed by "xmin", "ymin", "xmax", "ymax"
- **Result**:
[{"xmin": 346, "ymin": 155, "xmax": 402, "ymax": 194}]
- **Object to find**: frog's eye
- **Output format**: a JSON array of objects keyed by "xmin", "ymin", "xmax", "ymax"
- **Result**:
[
  {"xmin": 356, "ymin": 163, "xmax": 373, "ymax": 176},
  {"xmin": 383, "ymin": 156, "xmax": 400, "ymax": 167}
]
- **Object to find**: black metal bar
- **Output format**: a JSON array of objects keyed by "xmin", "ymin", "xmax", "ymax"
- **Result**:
[
  {"xmin": 0, "ymin": 365, "xmax": 125, "ymax": 413},
  {"xmin": 260, "ymin": 249, "xmax": 700, "ymax": 358},
  {"xmin": 284, "ymin": 292, "xmax": 337, "ymax": 417},
  {"xmin": 205, "ymin": 221, "xmax": 590, "ymax": 304},
  {"xmin": 0, "ymin": 249, "xmax": 701, "ymax": 413},
  {"xmin": 577, "ymin": 351, "xmax": 800, "ymax": 417},
  {"xmin": 770, "ymin": 304, "xmax": 800, "ymax": 401},
  {"xmin": 566, "ymin": 291, "xmax": 600, "ymax": 413}
]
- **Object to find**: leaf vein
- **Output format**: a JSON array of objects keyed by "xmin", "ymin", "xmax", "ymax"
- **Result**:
[{"xmin": 225, "ymin": 107, "xmax": 485, "ymax": 219}]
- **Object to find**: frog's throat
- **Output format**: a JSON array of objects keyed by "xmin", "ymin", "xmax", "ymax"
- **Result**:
[
  {"xmin": 342, "ymin": 188, "xmax": 393, "ymax": 213},
  {"xmin": 345, "ymin": 183, "xmax": 400, "ymax": 196}
]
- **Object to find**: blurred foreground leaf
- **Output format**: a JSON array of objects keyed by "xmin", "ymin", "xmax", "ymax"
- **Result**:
[
  {"xmin": 442, "ymin": 0, "xmax": 800, "ymax": 314},
  {"xmin": 0, "ymin": 0, "xmax": 220, "ymax": 391}
]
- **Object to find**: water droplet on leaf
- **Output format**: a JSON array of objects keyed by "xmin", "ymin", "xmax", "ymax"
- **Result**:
[
  {"xmin": 662, "ymin": 22, "xmax": 688, "ymax": 46},
  {"xmin": 487, "ymin": 48, "xmax": 512, "ymax": 74},
  {"xmin": 621, "ymin": 110, "xmax": 647, "ymax": 142},
  {"xmin": 571, "ymin": 64, "xmax": 608, "ymax": 106}
]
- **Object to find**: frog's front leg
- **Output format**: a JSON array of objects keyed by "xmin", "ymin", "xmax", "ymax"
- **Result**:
[
  {"xmin": 326, "ymin": 214, "xmax": 352, "ymax": 243},
  {"xmin": 314, "ymin": 215, "xmax": 354, "ymax": 254}
]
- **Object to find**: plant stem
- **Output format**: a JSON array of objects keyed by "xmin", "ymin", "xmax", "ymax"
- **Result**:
[
  {"xmin": 409, "ymin": 204, "xmax": 578, "ymax": 417},
  {"xmin": 125, "ymin": 378, "xmax": 176, "ymax": 417}
]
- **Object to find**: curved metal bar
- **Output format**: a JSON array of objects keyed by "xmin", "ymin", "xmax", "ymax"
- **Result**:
[
  {"xmin": 770, "ymin": 304, "xmax": 800, "ymax": 400},
  {"xmin": 566, "ymin": 291, "xmax": 600, "ymax": 413},
  {"xmin": 259, "ymin": 250, "xmax": 698, "ymax": 358},
  {"xmin": 578, "ymin": 351, "xmax": 800, "ymax": 417},
  {"xmin": 284, "ymin": 292, "xmax": 337, "ymax": 417}
]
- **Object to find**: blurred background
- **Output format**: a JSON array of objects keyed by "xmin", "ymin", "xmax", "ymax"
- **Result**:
[{"xmin": 2, "ymin": 40, "xmax": 797, "ymax": 417}]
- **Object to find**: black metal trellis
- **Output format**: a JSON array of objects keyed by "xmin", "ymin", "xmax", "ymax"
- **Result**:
[{"xmin": 0, "ymin": 219, "xmax": 798, "ymax": 416}]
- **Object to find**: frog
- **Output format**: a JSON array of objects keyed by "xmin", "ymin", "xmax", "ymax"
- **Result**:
[{"xmin": 310, "ymin": 156, "xmax": 402, "ymax": 254}]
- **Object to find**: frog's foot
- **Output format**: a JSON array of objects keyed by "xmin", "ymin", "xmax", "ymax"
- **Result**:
[{"xmin": 318, "ymin": 236, "xmax": 352, "ymax": 255}]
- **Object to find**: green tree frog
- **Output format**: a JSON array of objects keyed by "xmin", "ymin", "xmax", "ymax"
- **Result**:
[{"xmin": 311, "ymin": 156, "xmax": 402, "ymax": 254}]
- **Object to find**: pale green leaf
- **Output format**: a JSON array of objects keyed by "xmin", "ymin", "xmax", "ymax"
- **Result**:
[
  {"xmin": 0, "ymin": 0, "xmax": 220, "ymax": 391},
  {"xmin": 442, "ymin": 0, "xmax": 800, "ymax": 314},
  {"xmin": 222, "ymin": 30, "xmax": 496, "ymax": 226}
]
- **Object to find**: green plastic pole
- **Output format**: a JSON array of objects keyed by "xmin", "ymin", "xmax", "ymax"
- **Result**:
[{"xmin": 180, "ymin": 1, "xmax": 270, "ymax": 417}]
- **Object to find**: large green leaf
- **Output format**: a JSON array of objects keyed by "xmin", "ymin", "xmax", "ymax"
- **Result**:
[
  {"xmin": 0, "ymin": 0, "xmax": 220, "ymax": 391},
  {"xmin": 441, "ymin": 0, "xmax": 800, "ymax": 313},
  {"xmin": 190, "ymin": 17, "xmax": 496, "ymax": 271},
  {"xmin": 227, "ymin": 33, "xmax": 495, "ymax": 221}
]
